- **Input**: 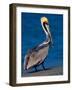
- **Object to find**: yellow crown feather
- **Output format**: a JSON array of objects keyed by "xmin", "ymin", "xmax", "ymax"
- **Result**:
[{"xmin": 41, "ymin": 17, "xmax": 48, "ymax": 23}]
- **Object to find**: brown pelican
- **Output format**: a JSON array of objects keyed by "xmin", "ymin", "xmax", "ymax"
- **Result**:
[{"xmin": 24, "ymin": 17, "xmax": 52, "ymax": 71}]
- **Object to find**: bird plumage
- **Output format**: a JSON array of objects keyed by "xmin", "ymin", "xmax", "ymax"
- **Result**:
[{"xmin": 24, "ymin": 17, "xmax": 52, "ymax": 70}]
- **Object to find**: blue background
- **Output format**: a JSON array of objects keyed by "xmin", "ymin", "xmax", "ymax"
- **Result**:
[{"xmin": 21, "ymin": 12, "xmax": 63, "ymax": 74}]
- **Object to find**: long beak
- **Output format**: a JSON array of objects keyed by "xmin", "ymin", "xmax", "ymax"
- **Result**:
[{"xmin": 44, "ymin": 23, "xmax": 53, "ymax": 44}]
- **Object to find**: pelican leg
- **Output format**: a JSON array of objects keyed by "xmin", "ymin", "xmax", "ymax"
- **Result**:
[
  {"xmin": 41, "ymin": 62, "xmax": 46, "ymax": 70},
  {"xmin": 34, "ymin": 66, "xmax": 38, "ymax": 72}
]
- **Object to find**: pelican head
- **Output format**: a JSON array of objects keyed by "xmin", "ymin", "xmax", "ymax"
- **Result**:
[
  {"xmin": 41, "ymin": 17, "xmax": 48, "ymax": 25},
  {"xmin": 41, "ymin": 17, "xmax": 50, "ymax": 39},
  {"xmin": 41, "ymin": 17, "xmax": 52, "ymax": 43}
]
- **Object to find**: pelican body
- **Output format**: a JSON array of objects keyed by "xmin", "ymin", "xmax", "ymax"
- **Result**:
[{"xmin": 24, "ymin": 17, "xmax": 52, "ymax": 70}]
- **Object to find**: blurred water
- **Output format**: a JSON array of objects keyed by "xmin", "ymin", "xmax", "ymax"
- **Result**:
[{"xmin": 21, "ymin": 12, "xmax": 63, "ymax": 76}]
